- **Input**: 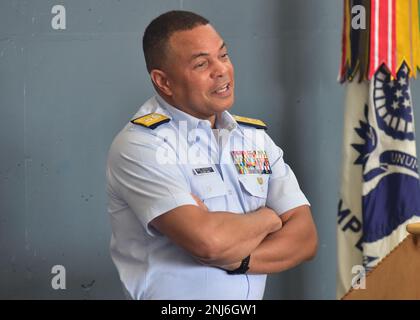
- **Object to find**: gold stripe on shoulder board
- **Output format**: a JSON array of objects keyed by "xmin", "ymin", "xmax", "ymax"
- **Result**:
[
  {"xmin": 232, "ymin": 115, "xmax": 267, "ymax": 130},
  {"xmin": 131, "ymin": 113, "xmax": 170, "ymax": 129}
]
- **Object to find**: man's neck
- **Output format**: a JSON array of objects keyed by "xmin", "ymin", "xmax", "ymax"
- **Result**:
[{"xmin": 158, "ymin": 94, "xmax": 217, "ymax": 128}]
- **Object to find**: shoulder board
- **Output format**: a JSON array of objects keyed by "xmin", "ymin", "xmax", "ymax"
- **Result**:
[
  {"xmin": 232, "ymin": 115, "xmax": 267, "ymax": 130},
  {"xmin": 131, "ymin": 113, "xmax": 170, "ymax": 129}
]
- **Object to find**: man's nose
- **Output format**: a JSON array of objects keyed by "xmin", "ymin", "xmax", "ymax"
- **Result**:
[{"xmin": 210, "ymin": 60, "xmax": 228, "ymax": 79}]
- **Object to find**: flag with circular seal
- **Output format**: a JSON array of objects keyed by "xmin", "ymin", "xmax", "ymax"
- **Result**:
[{"xmin": 337, "ymin": 0, "xmax": 420, "ymax": 299}]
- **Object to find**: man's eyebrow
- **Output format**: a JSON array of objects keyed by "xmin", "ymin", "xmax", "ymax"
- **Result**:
[
  {"xmin": 190, "ymin": 42, "xmax": 227, "ymax": 61},
  {"xmin": 190, "ymin": 52, "xmax": 209, "ymax": 60}
]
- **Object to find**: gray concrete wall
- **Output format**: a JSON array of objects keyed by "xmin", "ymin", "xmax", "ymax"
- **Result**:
[{"xmin": 1, "ymin": 0, "xmax": 419, "ymax": 299}]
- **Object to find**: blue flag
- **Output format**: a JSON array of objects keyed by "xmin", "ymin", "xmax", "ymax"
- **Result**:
[{"xmin": 337, "ymin": 64, "xmax": 420, "ymax": 298}]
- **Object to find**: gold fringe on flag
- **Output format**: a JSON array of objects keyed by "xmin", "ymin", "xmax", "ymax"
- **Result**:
[
  {"xmin": 396, "ymin": 0, "xmax": 420, "ymax": 78},
  {"xmin": 340, "ymin": 0, "xmax": 420, "ymax": 82}
]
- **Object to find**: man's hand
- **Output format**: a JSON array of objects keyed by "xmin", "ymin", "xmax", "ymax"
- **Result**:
[
  {"xmin": 189, "ymin": 195, "xmax": 284, "ymax": 270},
  {"xmin": 268, "ymin": 207, "xmax": 283, "ymax": 232},
  {"xmin": 191, "ymin": 194, "xmax": 208, "ymax": 211}
]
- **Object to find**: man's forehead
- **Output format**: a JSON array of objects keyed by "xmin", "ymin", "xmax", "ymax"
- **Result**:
[{"xmin": 169, "ymin": 25, "xmax": 225, "ymax": 52}]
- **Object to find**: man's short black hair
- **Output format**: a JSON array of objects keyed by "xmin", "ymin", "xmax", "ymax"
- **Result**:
[{"xmin": 142, "ymin": 10, "xmax": 209, "ymax": 73}]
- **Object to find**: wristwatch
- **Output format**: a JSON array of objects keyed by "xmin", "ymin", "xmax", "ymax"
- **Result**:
[{"xmin": 226, "ymin": 255, "xmax": 250, "ymax": 275}]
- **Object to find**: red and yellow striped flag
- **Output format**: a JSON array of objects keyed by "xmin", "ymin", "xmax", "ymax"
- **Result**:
[{"xmin": 340, "ymin": 0, "xmax": 420, "ymax": 82}]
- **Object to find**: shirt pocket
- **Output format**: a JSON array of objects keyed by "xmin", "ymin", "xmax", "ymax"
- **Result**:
[
  {"xmin": 189, "ymin": 169, "xmax": 228, "ymax": 211},
  {"xmin": 238, "ymin": 174, "xmax": 269, "ymax": 211}
]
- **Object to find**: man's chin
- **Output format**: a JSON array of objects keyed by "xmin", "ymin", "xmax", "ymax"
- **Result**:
[{"xmin": 211, "ymin": 97, "xmax": 235, "ymax": 113}]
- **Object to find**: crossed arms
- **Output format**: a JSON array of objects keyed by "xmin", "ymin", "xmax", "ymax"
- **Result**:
[{"xmin": 150, "ymin": 198, "xmax": 318, "ymax": 274}]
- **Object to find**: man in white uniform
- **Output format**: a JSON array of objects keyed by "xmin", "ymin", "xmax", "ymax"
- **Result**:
[{"xmin": 106, "ymin": 10, "xmax": 318, "ymax": 300}]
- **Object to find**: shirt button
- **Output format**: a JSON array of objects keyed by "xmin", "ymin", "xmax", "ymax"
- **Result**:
[{"xmin": 228, "ymin": 190, "xmax": 233, "ymax": 195}]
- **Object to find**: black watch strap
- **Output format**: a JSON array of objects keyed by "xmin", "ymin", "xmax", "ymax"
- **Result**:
[{"xmin": 226, "ymin": 255, "xmax": 250, "ymax": 275}]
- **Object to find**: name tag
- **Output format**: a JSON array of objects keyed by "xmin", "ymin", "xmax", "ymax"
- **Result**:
[{"xmin": 193, "ymin": 167, "xmax": 215, "ymax": 175}]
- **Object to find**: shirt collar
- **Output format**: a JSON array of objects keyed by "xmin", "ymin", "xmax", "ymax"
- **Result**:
[
  {"xmin": 155, "ymin": 95, "xmax": 203, "ymax": 130},
  {"xmin": 215, "ymin": 110, "xmax": 238, "ymax": 132},
  {"xmin": 155, "ymin": 94, "xmax": 239, "ymax": 132}
]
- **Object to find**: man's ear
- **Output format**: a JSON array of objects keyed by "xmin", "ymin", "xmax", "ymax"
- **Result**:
[{"xmin": 150, "ymin": 69, "xmax": 172, "ymax": 96}]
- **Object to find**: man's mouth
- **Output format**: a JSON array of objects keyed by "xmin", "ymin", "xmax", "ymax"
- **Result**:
[{"xmin": 212, "ymin": 82, "xmax": 232, "ymax": 96}]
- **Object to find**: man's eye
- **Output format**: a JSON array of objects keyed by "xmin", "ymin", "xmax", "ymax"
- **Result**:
[
  {"xmin": 194, "ymin": 61, "xmax": 207, "ymax": 69},
  {"xmin": 221, "ymin": 53, "xmax": 229, "ymax": 58}
]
